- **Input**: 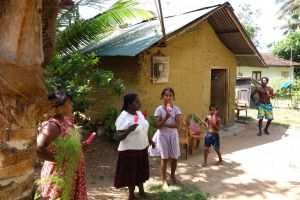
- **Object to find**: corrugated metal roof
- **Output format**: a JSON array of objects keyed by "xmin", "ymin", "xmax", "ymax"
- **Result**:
[
  {"xmin": 83, "ymin": 2, "xmax": 265, "ymax": 67},
  {"xmin": 83, "ymin": 6, "xmax": 217, "ymax": 56}
]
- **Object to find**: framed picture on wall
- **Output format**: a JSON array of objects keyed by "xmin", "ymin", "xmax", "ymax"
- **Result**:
[{"xmin": 152, "ymin": 56, "xmax": 169, "ymax": 83}]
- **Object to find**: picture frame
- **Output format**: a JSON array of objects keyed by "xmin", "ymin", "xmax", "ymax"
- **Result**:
[{"xmin": 152, "ymin": 56, "xmax": 169, "ymax": 83}]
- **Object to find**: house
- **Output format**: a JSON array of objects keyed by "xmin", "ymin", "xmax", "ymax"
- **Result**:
[
  {"xmin": 84, "ymin": 2, "xmax": 265, "ymax": 125},
  {"xmin": 237, "ymin": 53, "xmax": 300, "ymax": 80}
]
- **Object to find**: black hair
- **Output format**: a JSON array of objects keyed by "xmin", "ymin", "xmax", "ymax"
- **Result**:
[
  {"xmin": 121, "ymin": 93, "xmax": 138, "ymax": 111},
  {"xmin": 209, "ymin": 103, "xmax": 218, "ymax": 110},
  {"xmin": 160, "ymin": 87, "xmax": 175, "ymax": 100},
  {"xmin": 48, "ymin": 90, "xmax": 72, "ymax": 108},
  {"xmin": 261, "ymin": 77, "xmax": 269, "ymax": 83}
]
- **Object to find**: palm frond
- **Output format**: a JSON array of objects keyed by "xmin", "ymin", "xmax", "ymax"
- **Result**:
[
  {"xmin": 56, "ymin": 0, "xmax": 155, "ymax": 55},
  {"xmin": 278, "ymin": 0, "xmax": 300, "ymax": 18}
]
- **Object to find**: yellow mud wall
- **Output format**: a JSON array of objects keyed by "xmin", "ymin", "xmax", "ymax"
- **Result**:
[
  {"xmin": 86, "ymin": 57, "xmax": 139, "ymax": 120},
  {"xmin": 136, "ymin": 20, "xmax": 237, "ymax": 124}
]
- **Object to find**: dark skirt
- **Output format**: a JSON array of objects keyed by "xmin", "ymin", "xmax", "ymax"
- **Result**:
[{"xmin": 114, "ymin": 147, "xmax": 149, "ymax": 188}]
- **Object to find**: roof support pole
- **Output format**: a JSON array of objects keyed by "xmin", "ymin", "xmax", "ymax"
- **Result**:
[{"xmin": 156, "ymin": 0, "xmax": 167, "ymax": 46}]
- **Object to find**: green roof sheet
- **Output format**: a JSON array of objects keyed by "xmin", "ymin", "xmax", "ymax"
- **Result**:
[{"xmin": 83, "ymin": 6, "xmax": 218, "ymax": 56}]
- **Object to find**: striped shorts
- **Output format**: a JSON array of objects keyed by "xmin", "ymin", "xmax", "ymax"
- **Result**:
[{"xmin": 257, "ymin": 103, "xmax": 273, "ymax": 120}]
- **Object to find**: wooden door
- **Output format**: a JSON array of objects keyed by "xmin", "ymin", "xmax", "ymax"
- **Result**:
[{"xmin": 211, "ymin": 69, "xmax": 228, "ymax": 125}]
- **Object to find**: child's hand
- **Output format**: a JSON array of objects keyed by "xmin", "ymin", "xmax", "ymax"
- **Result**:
[{"xmin": 166, "ymin": 111, "xmax": 172, "ymax": 119}]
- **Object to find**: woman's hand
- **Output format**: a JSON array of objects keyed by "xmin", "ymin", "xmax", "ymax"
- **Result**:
[
  {"xmin": 149, "ymin": 140, "xmax": 156, "ymax": 149},
  {"xmin": 128, "ymin": 124, "xmax": 138, "ymax": 132}
]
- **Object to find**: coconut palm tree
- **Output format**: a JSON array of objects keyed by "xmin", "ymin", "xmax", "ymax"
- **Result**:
[
  {"xmin": 0, "ymin": 0, "xmax": 153, "ymax": 199},
  {"xmin": 51, "ymin": 0, "xmax": 155, "ymax": 61},
  {"xmin": 276, "ymin": 0, "xmax": 300, "ymax": 33}
]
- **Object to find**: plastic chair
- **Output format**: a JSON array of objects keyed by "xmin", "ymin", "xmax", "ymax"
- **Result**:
[
  {"xmin": 183, "ymin": 114, "xmax": 205, "ymax": 155},
  {"xmin": 179, "ymin": 126, "xmax": 189, "ymax": 159}
]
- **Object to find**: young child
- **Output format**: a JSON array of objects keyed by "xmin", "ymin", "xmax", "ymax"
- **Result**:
[
  {"xmin": 202, "ymin": 103, "xmax": 223, "ymax": 167},
  {"xmin": 150, "ymin": 87, "xmax": 181, "ymax": 190}
]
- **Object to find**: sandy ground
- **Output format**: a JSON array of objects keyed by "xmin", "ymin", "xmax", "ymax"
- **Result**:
[{"xmin": 86, "ymin": 120, "xmax": 300, "ymax": 200}]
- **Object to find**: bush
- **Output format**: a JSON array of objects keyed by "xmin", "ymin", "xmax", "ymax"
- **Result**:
[
  {"xmin": 100, "ymin": 107, "xmax": 118, "ymax": 141},
  {"xmin": 44, "ymin": 53, "xmax": 125, "ymax": 113}
]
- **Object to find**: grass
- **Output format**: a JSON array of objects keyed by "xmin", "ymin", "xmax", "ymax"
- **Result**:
[
  {"xmin": 142, "ymin": 180, "xmax": 209, "ymax": 200},
  {"xmin": 238, "ymin": 108, "xmax": 300, "ymax": 129}
]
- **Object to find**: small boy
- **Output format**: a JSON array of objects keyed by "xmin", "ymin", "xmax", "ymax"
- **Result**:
[{"xmin": 202, "ymin": 103, "xmax": 223, "ymax": 167}]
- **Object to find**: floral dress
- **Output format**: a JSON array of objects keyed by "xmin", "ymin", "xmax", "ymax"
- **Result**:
[{"xmin": 38, "ymin": 118, "xmax": 87, "ymax": 200}]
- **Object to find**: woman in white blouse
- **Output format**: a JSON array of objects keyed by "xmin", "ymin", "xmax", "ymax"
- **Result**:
[{"xmin": 114, "ymin": 93, "xmax": 155, "ymax": 200}]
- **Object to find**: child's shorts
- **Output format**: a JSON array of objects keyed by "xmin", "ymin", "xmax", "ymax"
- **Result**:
[
  {"xmin": 257, "ymin": 103, "xmax": 273, "ymax": 120},
  {"xmin": 204, "ymin": 132, "xmax": 220, "ymax": 150}
]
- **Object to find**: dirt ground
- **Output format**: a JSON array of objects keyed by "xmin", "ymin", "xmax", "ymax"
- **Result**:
[{"xmin": 85, "ymin": 119, "xmax": 300, "ymax": 200}]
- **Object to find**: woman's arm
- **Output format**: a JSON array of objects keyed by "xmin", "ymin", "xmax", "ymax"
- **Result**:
[
  {"xmin": 116, "ymin": 124, "xmax": 138, "ymax": 141},
  {"xmin": 36, "ymin": 122, "xmax": 60, "ymax": 162},
  {"xmin": 148, "ymin": 135, "xmax": 156, "ymax": 148}
]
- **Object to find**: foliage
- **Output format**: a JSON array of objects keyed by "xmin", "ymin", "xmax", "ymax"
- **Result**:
[
  {"xmin": 100, "ymin": 107, "xmax": 119, "ymax": 140},
  {"xmin": 271, "ymin": 32, "xmax": 300, "ymax": 76},
  {"xmin": 269, "ymin": 78, "xmax": 300, "ymax": 108},
  {"xmin": 56, "ymin": 0, "xmax": 155, "ymax": 55},
  {"xmin": 44, "ymin": 53, "xmax": 125, "ymax": 112},
  {"xmin": 237, "ymin": 4, "xmax": 262, "ymax": 47},
  {"xmin": 35, "ymin": 127, "xmax": 82, "ymax": 200},
  {"xmin": 146, "ymin": 182, "xmax": 209, "ymax": 200},
  {"xmin": 276, "ymin": 0, "xmax": 300, "ymax": 34},
  {"xmin": 148, "ymin": 115, "xmax": 157, "ymax": 138}
]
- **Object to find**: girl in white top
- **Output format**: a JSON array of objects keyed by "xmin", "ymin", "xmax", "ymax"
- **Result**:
[
  {"xmin": 114, "ymin": 93, "xmax": 155, "ymax": 200},
  {"xmin": 151, "ymin": 87, "xmax": 182, "ymax": 190}
]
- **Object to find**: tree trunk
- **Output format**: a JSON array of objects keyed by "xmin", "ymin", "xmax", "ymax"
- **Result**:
[{"xmin": 0, "ymin": 1, "xmax": 46, "ymax": 199}]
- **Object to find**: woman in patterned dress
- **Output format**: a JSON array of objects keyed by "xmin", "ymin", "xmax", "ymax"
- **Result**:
[
  {"xmin": 36, "ymin": 90, "xmax": 87, "ymax": 200},
  {"xmin": 151, "ymin": 87, "xmax": 182, "ymax": 190}
]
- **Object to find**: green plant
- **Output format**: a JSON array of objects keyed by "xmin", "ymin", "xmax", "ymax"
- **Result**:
[
  {"xmin": 100, "ymin": 107, "xmax": 118, "ymax": 140},
  {"xmin": 35, "ymin": 127, "xmax": 82, "ymax": 200},
  {"xmin": 148, "ymin": 115, "xmax": 157, "ymax": 138},
  {"xmin": 44, "ymin": 53, "xmax": 125, "ymax": 113}
]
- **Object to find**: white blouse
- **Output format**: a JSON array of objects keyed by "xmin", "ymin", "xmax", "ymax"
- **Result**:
[{"xmin": 115, "ymin": 110, "xmax": 149, "ymax": 151}]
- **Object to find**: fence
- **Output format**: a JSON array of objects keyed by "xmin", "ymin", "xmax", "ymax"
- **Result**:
[{"xmin": 272, "ymin": 98, "xmax": 300, "ymax": 109}]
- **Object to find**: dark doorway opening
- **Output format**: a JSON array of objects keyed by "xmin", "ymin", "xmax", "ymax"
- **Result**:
[{"xmin": 211, "ymin": 69, "xmax": 228, "ymax": 125}]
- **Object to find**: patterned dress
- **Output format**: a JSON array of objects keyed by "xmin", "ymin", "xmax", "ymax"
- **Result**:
[
  {"xmin": 38, "ymin": 118, "xmax": 87, "ymax": 200},
  {"xmin": 149, "ymin": 105, "xmax": 181, "ymax": 159}
]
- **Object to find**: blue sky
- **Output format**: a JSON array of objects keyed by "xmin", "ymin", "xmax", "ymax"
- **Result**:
[{"xmin": 80, "ymin": 0, "xmax": 285, "ymax": 52}]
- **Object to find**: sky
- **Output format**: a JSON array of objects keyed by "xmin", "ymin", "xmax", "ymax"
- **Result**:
[{"xmin": 80, "ymin": 0, "xmax": 285, "ymax": 53}]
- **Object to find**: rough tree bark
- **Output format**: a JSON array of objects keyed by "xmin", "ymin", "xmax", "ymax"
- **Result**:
[{"xmin": 0, "ymin": 0, "xmax": 68, "ymax": 199}]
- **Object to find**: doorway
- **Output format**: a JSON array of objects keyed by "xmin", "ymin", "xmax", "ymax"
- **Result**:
[{"xmin": 211, "ymin": 69, "xmax": 228, "ymax": 125}]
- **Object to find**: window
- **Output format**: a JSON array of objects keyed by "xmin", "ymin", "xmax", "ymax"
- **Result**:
[
  {"xmin": 281, "ymin": 71, "xmax": 289, "ymax": 78},
  {"xmin": 237, "ymin": 72, "xmax": 243, "ymax": 76},
  {"xmin": 252, "ymin": 71, "xmax": 261, "ymax": 80}
]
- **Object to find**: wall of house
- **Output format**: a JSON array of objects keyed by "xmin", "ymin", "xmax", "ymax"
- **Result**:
[
  {"xmin": 237, "ymin": 66, "xmax": 294, "ymax": 80},
  {"xmin": 137, "ymin": 20, "xmax": 237, "ymax": 124},
  {"xmin": 86, "ymin": 57, "xmax": 140, "ymax": 120}
]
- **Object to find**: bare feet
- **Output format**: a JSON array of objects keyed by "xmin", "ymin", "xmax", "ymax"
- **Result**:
[
  {"xmin": 170, "ymin": 176, "xmax": 181, "ymax": 184},
  {"xmin": 162, "ymin": 180, "xmax": 169, "ymax": 191},
  {"xmin": 215, "ymin": 160, "xmax": 223, "ymax": 165},
  {"xmin": 257, "ymin": 132, "xmax": 262, "ymax": 136},
  {"xmin": 202, "ymin": 162, "xmax": 208, "ymax": 167},
  {"xmin": 263, "ymin": 129, "xmax": 270, "ymax": 135}
]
